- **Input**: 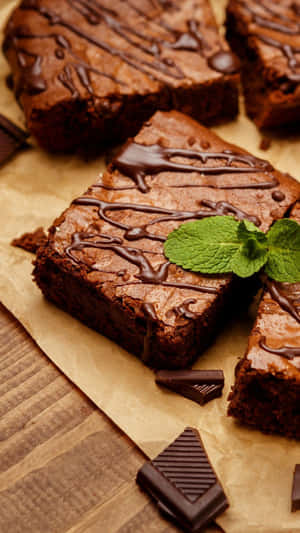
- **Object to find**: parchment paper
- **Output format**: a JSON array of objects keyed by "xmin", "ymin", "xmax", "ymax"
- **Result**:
[{"xmin": 0, "ymin": 1, "xmax": 299, "ymax": 531}]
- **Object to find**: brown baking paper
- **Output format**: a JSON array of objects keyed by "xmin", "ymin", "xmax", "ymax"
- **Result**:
[{"xmin": 0, "ymin": 1, "xmax": 299, "ymax": 531}]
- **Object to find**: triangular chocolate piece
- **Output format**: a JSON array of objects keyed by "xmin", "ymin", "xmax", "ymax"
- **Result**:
[
  {"xmin": 156, "ymin": 370, "xmax": 224, "ymax": 405},
  {"xmin": 137, "ymin": 427, "xmax": 229, "ymax": 532},
  {"xmin": 0, "ymin": 113, "xmax": 29, "ymax": 167}
]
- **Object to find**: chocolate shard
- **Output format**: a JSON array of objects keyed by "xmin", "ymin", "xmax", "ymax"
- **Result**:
[
  {"xmin": 136, "ymin": 427, "xmax": 229, "ymax": 532},
  {"xmin": 156, "ymin": 370, "xmax": 224, "ymax": 405},
  {"xmin": 292, "ymin": 464, "xmax": 300, "ymax": 512},
  {"xmin": 0, "ymin": 113, "xmax": 29, "ymax": 167}
]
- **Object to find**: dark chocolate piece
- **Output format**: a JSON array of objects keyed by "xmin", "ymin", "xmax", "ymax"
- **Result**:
[
  {"xmin": 136, "ymin": 427, "xmax": 229, "ymax": 532},
  {"xmin": 292, "ymin": 464, "xmax": 300, "ymax": 512},
  {"xmin": 11, "ymin": 227, "xmax": 47, "ymax": 254},
  {"xmin": 0, "ymin": 113, "xmax": 28, "ymax": 166},
  {"xmin": 156, "ymin": 370, "xmax": 224, "ymax": 405}
]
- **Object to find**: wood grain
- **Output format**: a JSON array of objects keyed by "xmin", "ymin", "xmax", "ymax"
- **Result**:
[{"xmin": 0, "ymin": 303, "xmax": 223, "ymax": 533}]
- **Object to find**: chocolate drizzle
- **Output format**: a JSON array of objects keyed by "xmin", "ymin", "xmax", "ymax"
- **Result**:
[
  {"xmin": 113, "ymin": 141, "xmax": 273, "ymax": 193},
  {"xmin": 15, "ymin": 48, "xmax": 47, "ymax": 97},
  {"xmin": 66, "ymin": 232, "xmax": 218, "ymax": 294},
  {"xmin": 266, "ymin": 279, "xmax": 300, "ymax": 324},
  {"xmin": 259, "ymin": 336, "xmax": 300, "ymax": 360},
  {"xmin": 166, "ymin": 299, "xmax": 198, "ymax": 320},
  {"xmin": 237, "ymin": 0, "xmax": 300, "ymax": 81},
  {"xmin": 5, "ymin": 26, "xmax": 126, "ymax": 99},
  {"xmin": 7, "ymin": 0, "xmax": 239, "ymax": 99},
  {"xmin": 72, "ymin": 194, "xmax": 261, "ymax": 246},
  {"xmin": 201, "ymin": 199, "xmax": 260, "ymax": 226}
]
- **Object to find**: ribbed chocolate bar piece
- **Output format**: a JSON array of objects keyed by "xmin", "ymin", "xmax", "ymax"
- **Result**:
[
  {"xmin": 292, "ymin": 465, "xmax": 300, "ymax": 512},
  {"xmin": 0, "ymin": 113, "xmax": 28, "ymax": 167},
  {"xmin": 156, "ymin": 370, "xmax": 224, "ymax": 405},
  {"xmin": 136, "ymin": 427, "xmax": 229, "ymax": 532}
]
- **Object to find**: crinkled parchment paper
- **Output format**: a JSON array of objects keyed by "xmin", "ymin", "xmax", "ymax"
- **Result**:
[{"xmin": 0, "ymin": 1, "xmax": 299, "ymax": 531}]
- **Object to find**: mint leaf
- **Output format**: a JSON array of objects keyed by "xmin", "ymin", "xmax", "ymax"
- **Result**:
[
  {"xmin": 229, "ymin": 221, "xmax": 268, "ymax": 277},
  {"xmin": 164, "ymin": 216, "xmax": 241, "ymax": 273},
  {"xmin": 164, "ymin": 215, "xmax": 300, "ymax": 283},
  {"xmin": 230, "ymin": 238, "xmax": 268, "ymax": 277},
  {"xmin": 265, "ymin": 219, "xmax": 300, "ymax": 282}
]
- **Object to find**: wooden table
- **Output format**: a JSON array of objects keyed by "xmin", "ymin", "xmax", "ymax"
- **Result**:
[{"xmin": 0, "ymin": 303, "xmax": 222, "ymax": 533}]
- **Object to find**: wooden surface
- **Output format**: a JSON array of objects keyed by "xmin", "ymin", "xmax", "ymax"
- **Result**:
[{"xmin": 0, "ymin": 303, "xmax": 222, "ymax": 533}]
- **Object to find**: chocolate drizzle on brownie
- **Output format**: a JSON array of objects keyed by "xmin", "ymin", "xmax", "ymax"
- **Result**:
[
  {"xmin": 259, "ymin": 280, "xmax": 300, "ymax": 360},
  {"xmin": 113, "ymin": 141, "xmax": 273, "ymax": 193},
  {"xmin": 166, "ymin": 298, "xmax": 198, "ymax": 320},
  {"xmin": 66, "ymin": 232, "xmax": 218, "ymax": 294},
  {"xmin": 259, "ymin": 336, "xmax": 300, "ymax": 360},
  {"xmin": 236, "ymin": 0, "xmax": 300, "ymax": 81},
  {"xmin": 266, "ymin": 279, "xmax": 300, "ymax": 324},
  {"xmin": 72, "ymin": 194, "xmax": 261, "ymax": 245},
  {"xmin": 5, "ymin": 0, "xmax": 239, "ymax": 99},
  {"xmin": 201, "ymin": 199, "xmax": 261, "ymax": 225}
]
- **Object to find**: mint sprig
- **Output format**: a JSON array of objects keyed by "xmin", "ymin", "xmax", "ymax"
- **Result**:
[{"xmin": 164, "ymin": 216, "xmax": 300, "ymax": 283}]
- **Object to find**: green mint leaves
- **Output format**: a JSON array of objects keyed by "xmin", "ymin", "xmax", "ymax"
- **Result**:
[
  {"xmin": 164, "ymin": 216, "xmax": 300, "ymax": 283},
  {"xmin": 265, "ymin": 219, "xmax": 300, "ymax": 282}
]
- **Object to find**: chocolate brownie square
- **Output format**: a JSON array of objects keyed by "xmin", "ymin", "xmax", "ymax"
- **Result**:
[
  {"xmin": 33, "ymin": 110, "xmax": 299, "ymax": 368},
  {"xmin": 3, "ymin": 0, "xmax": 240, "ymax": 153},
  {"xmin": 226, "ymin": 0, "xmax": 300, "ymax": 128}
]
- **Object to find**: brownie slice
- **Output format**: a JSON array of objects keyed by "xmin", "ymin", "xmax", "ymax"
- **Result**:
[
  {"xmin": 228, "ymin": 202, "xmax": 300, "ymax": 440},
  {"xmin": 3, "ymin": 0, "xmax": 240, "ymax": 153},
  {"xmin": 33, "ymin": 110, "xmax": 300, "ymax": 369},
  {"xmin": 226, "ymin": 0, "xmax": 300, "ymax": 129}
]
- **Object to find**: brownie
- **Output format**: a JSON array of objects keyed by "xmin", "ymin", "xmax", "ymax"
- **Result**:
[
  {"xmin": 3, "ymin": 0, "xmax": 240, "ymax": 154},
  {"xmin": 228, "ymin": 203, "xmax": 300, "ymax": 440},
  {"xmin": 226, "ymin": 0, "xmax": 300, "ymax": 129},
  {"xmin": 33, "ymin": 110, "xmax": 300, "ymax": 369}
]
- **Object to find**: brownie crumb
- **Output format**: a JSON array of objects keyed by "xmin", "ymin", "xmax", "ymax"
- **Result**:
[
  {"xmin": 259, "ymin": 137, "xmax": 272, "ymax": 151},
  {"xmin": 12, "ymin": 227, "xmax": 47, "ymax": 254}
]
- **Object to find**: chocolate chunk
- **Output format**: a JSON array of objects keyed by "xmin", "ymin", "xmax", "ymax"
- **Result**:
[
  {"xmin": 292, "ymin": 464, "xmax": 300, "ymax": 512},
  {"xmin": 136, "ymin": 427, "xmax": 229, "ymax": 532},
  {"xmin": 11, "ymin": 227, "xmax": 47, "ymax": 254},
  {"xmin": 156, "ymin": 370, "xmax": 224, "ymax": 405},
  {"xmin": 272, "ymin": 190, "xmax": 285, "ymax": 202},
  {"xmin": 0, "ymin": 113, "xmax": 28, "ymax": 167}
]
